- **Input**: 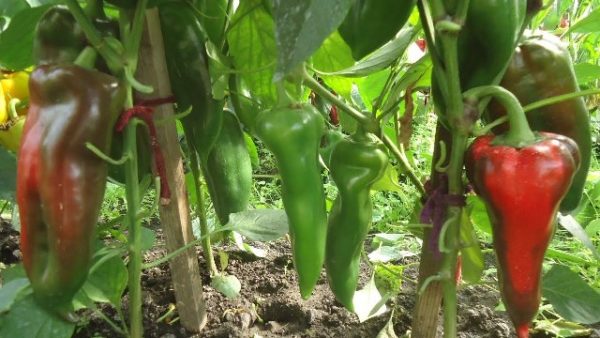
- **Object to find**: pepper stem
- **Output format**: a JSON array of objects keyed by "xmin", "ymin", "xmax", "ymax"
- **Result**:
[{"xmin": 463, "ymin": 85, "xmax": 535, "ymax": 147}]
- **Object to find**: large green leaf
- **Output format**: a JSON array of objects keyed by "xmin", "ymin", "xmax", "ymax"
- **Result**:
[
  {"xmin": 567, "ymin": 8, "xmax": 600, "ymax": 34},
  {"xmin": 273, "ymin": 0, "xmax": 353, "ymax": 77},
  {"xmin": 316, "ymin": 28, "xmax": 416, "ymax": 78},
  {"xmin": 543, "ymin": 265, "xmax": 600, "ymax": 324},
  {"xmin": 311, "ymin": 31, "xmax": 355, "ymax": 98},
  {"xmin": 0, "ymin": 4, "xmax": 51, "ymax": 70},
  {"xmin": 227, "ymin": 0, "xmax": 277, "ymax": 105},
  {"xmin": 0, "ymin": 294, "xmax": 75, "ymax": 338}
]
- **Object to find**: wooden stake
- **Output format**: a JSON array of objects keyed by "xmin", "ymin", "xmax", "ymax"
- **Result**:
[{"xmin": 136, "ymin": 8, "xmax": 207, "ymax": 332}]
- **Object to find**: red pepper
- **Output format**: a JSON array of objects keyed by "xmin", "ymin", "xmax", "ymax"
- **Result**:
[
  {"xmin": 466, "ymin": 132, "xmax": 579, "ymax": 337},
  {"xmin": 463, "ymin": 85, "xmax": 580, "ymax": 337}
]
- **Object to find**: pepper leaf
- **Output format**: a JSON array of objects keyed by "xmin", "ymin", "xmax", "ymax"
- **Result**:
[
  {"xmin": 566, "ymin": 8, "xmax": 600, "ymax": 34},
  {"xmin": 211, "ymin": 274, "xmax": 241, "ymax": 299},
  {"xmin": 225, "ymin": 209, "xmax": 289, "ymax": 242},
  {"xmin": 227, "ymin": 0, "xmax": 277, "ymax": 105},
  {"xmin": 316, "ymin": 28, "xmax": 416, "ymax": 78},
  {"xmin": 557, "ymin": 214, "xmax": 600, "ymax": 260},
  {"xmin": 543, "ymin": 265, "xmax": 600, "ymax": 324},
  {"xmin": 0, "ymin": 294, "xmax": 75, "ymax": 338},
  {"xmin": 0, "ymin": 4, "xmax": 51, "ymax": 70},
  {"xmin": 272, "ymin": 0, "xmax": 353, "ymax": 78}
]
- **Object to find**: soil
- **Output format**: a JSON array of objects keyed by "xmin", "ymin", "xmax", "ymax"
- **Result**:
[{"xmin": 2, "ymin": 219, "xmax": 599, "ymax": 338}]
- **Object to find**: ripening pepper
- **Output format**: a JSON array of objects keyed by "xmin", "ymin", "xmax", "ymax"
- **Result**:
[
  {"xmin": 159, "ymin": 1, "xmax": 223, "ymax": 160},
  {"xmin": 33, "ymin": 6, "xmax": 86, "ymax": 66},
  {"xmin": 465, "ymin": 87, "xmax": 579, "ymax": 337},
  {"xmin": 202, "ymin": 109, "xmax": 252, "ymax": 227},
  {"xmin": 486, "ymin": 31, "xmax": 591, "ymax": 213},
  {"xmin": 325, "ymin": 130, "xmax": 388, "ymax": 310},
  {"xmin": 0, "ymin": 117, "xmax": 25, "ymax": 153},
  {"xmin": 338, "ymin": 0, "xmax": 416, "ymax": 60},
  {"xmin": 255, "ymin": 102, "xmax": 327, "ymax": 299},
  {"xmin": 17, "ymin": 64, "xmax": 125, "ymax": 310}
]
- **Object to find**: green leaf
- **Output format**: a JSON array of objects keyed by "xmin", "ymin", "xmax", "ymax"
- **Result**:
[
  {"xmin": 353, "ymin": 273, "xmax": 388, "ymax": 322},
  {"xmin": 82, "ymin": 253, "xmax": 128, "ymax": 306},
  {"xmin": 0, "ymin": 294, "xmax": 75, "ymax": 338},
  {"xmin": 0, "ymin": 4, "xmax": 51, "ymax": 70},
  {"xmin": 317, "ymin": 28, "xmax": 415, "ymax": 78},
  {"xmin": 311, "ymin": 31, "xmax": 355, "ymax": 98},
  {"xmin": 567, "ymin": 8, "xmax": 600, "ymax": 34},
  {"xmin": 227, "ymin": 0, "xmax": 277, "ymax": 105},
  {"xmin": 368, "ymin": 245, "xmax": 415, "ymax": 263},
  {"xmin": 0, "ymin": 278, "xmax": 29, "ymax": 313},
  {"xmin": 0, "ymin": 263, "xmax": 26, "ymax": 283},
  {"xmin": 459, "ymin": 210, "xmax": 484, "ymax": 284},
  {"xmin": 211, "ymin": 274, "xmax": 241, "ymax": 299},
  {"xmin": 0, "ymin": 0, "xmax": 29, "ymax": 20},
  {"xmin": 376, "ymin": 310, "xmax": 398, "ymax": 338},
  {"xmin": 557, "ymin": 214, "xmax": 600, "ymax": 260},
  {"xmin": 273, "ymin": 0, "xmax": 353, "ymax": 77},
  {"xmin": 226, "ymin": 209, "xmax": 289, "ymax": 241},
  {"xmin": 574, "ymin": 63, "xmax": 600, "ymax": 85},
  {"xmin": 543, "ymin": 265, "xmax": 600, "ymax": 324},
  {"xmin": 140, "ymin": 226, "xmax": 156, "ymax": 252},
  {"xmin": 244, "ymin": 132, "xmax": 259, "ymax": 169},
  {"xmin": 0, "ymin": 148, "xmax": 16, "ymax": 199},
  {"xmin": 466, "ymin": 195, "xmax": 492, "ymax": 236},
  {"xmin": 372, "ymin": 163, "xmax": 403, "ymax": 193}
]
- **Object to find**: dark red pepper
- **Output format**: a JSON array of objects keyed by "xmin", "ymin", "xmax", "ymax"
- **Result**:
[{"xmin": 17, "ymin": 65, "xmax": 125, "ymax": 311}]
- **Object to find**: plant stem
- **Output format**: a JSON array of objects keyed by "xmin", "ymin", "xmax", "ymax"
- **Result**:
[
  {"xmin": 523, "ymin": 88, "xmax": 600, "ymax": 112},
  {"xmin": 63, "ymin": 0, "xmax": 123, "ymax": 74},
  {"xmin": 382, "ymin": 135, "xmax": 426, "ymax": 195},
  {"xmin": 301, "ymin": 69, "xmax": 371, "ymax": 127},
  {"xmin": 428, "ymin": 1, "xmax": 471, "ymax": 336},
  {"xmin": 124, "ymin": 120, "xmax": 143, "ymax": 338},
  {"xmin": 189, "ymin": 150, "xmax": 219, "ymax": 276},
  {"xmin": 464, "ymin": 85, "xmax": 534, "ymax": 147}
]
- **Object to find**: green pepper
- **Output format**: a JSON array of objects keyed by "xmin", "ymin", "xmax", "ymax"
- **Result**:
[
  {"xmin": 338, "ymin": 0, "xmax": 416, "ymax": 60},
  {"xmin": 17, "ymin": 64, "xmax": 125, "ymax": 311},
  {"xmin": 433, "ymin": 0, "xmax": 526, "ymax": 113},
  {"xmin": 486, "ymin": 31, "xmax": 591, "ymax": 212},
  {"xmin": 159, "ymin": 1, "xmax": 223, "ymax": 160},
  {"xmin": 202, "ymin": 109, "xmax": 252, "ymax": 227},
  {"xmin": 255, "ymin": 102, "xmax": 327, "ymax": 299},
  {"xmin": 325, "ymin": 130, "xmax": 388, "ymax": 311}
]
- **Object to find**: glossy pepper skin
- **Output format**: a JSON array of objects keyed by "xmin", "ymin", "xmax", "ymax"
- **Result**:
[
  {"xmin": 338, "ymin": 0, "xmax": 416, "ymax": 60},
  {"xmin": 17, "ymin": 65, "xmax": 125, "ymax": 310},
  {"xmin": 33, "ymin": 6, "xmax": 86, "ymax": 65},
  {"xmin": 202, "ymin": 109, "xmax": 252, "ymax": 226},
  {"xmin": 325, "ymin": 131, "xmax": 388, "ymax": 310},
  {"xmin": 0, "ymin": 117, "xmax": 25, "ymax": 153},
  {"xmin": 159, "ymin": 1, "xmax": 223, "ymax": 160},
  {"xmin": 255, "ymin": 103, "xmax": 327, "ymax": 299},
  {"xmin": 433, "ymin": 0, "xmax": 526, "ymax": 113},
  {"xmin": 487, "ymin": 31, "xmax": 591, "ymax": 213},
  {"xmin": 465, "ymin": 133, "xmax": 579, "ymax": 337}
]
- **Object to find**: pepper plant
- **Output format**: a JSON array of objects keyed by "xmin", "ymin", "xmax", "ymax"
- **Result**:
[{"xmin": 0, "ymin": 0, "xmax": 599, "ymax": 337}]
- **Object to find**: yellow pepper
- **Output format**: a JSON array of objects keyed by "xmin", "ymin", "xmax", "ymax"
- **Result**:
[
  {"xmin": 0, "ymin": 84, "xmax": 6, "ymax": 124},
  {"xmin": 1, "ymin": 71, "xmax": 29, "ymax": 116}
]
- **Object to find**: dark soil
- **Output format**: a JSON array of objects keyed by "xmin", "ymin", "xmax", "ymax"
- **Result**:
[{"xmin": 2, "ymin": 219, "xmax": 599, "ymax": 338}]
